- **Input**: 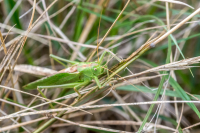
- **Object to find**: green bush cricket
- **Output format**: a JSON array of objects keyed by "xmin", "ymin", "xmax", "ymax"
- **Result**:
[{"xmin": 23, "ymin": 51, "xmax": 108, "ymax": 101}]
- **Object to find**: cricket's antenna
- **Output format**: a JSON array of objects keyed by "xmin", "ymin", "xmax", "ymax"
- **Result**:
[{"xmin": 97, "ymin": 9, "xmax": 103, "ymax": 62}]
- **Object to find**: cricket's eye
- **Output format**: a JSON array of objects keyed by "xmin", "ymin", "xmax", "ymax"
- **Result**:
[{"xmin": 94, "ymin": 68, "xmax": 97, "ymax": 71}]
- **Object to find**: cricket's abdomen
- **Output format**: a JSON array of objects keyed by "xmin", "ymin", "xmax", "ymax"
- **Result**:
[
  {"xmin": 58, "ymin": 63, "xmax": 97, "ymax": 74},
  {"xmin": 23, "ymin": 73, "xmax": 81, "ymax": 90}
]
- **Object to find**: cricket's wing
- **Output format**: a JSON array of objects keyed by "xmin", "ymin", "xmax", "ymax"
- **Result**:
[{"xmin": 23, "ymin": 73, "xmax": 80, "ymax": 90}]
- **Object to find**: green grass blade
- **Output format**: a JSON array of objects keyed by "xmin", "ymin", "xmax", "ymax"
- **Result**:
[
  {"xmin": 138, "ymin": 73, "xmax": 167, "ymax": 132},
  {"xmin": 116, "ymin": 85, "xmax": 200, "ymax": 100},
  {"xmin": 77, "ymin": 6, "xmax": 115, "ymax": 23},
  {"xmin": 168, "ymin": 76, "xmax": 200, "ymax": 118}
]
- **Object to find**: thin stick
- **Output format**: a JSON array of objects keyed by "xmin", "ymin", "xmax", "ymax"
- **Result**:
[{"xmin": 1, "ymin": 100, "xmax": 200, "ymax": 121}]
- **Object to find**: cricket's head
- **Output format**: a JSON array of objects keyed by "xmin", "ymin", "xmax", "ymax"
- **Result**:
[
  {"xmin": 77, "ymin": 62, "xmax": 105, "ymax": 77},
  {"xmin": 91, "ymin": 62, "xmax": 105, "ymax": 76}
]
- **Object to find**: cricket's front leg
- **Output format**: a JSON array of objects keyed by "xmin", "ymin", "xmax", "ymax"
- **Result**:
[
  {"xmin": 74, "ymin": 80, "xmax": 90, "ymax": 99},
  {"xmin": 93, "ymin": 76, "xmax": 102, "ymax": 89},
  {"xmin": 38, "ymin": 82, "xmax": 88, "ymax": 100}
]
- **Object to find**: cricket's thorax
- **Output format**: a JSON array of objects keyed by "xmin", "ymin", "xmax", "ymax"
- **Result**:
[
  {"xmin": 77, "ymin": 63, "xmax": 98, "ymax": 69},
  {"xmin": 59, "ymin": 65, "xmax": 78, "ymax": 73},
  {"xmin": 58, "ymin": 63, "xmax": 99, "ymax": 74}
]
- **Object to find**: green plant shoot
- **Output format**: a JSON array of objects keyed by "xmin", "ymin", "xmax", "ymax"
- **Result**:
[{"xmin": 23, "ymin": 51, "xmax": 107, "ymax": 99}]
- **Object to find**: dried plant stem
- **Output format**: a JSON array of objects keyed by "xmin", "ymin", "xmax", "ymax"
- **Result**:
[{"xmin": 152, "ymin": 7, "xmax": 200, "ymax": 46}]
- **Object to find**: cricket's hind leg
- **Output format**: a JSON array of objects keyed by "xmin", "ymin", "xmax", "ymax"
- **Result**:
[
  {"xmin": 37, "ymin": 81, "xmax": 90, "ymax": 103},
  {"xmin": 50, "ymin": 54, "xmax": 79, "ymax": 67},
  {"xmin": 37, "ymin": 82, "xmax": 83, "ymax": 108}
]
